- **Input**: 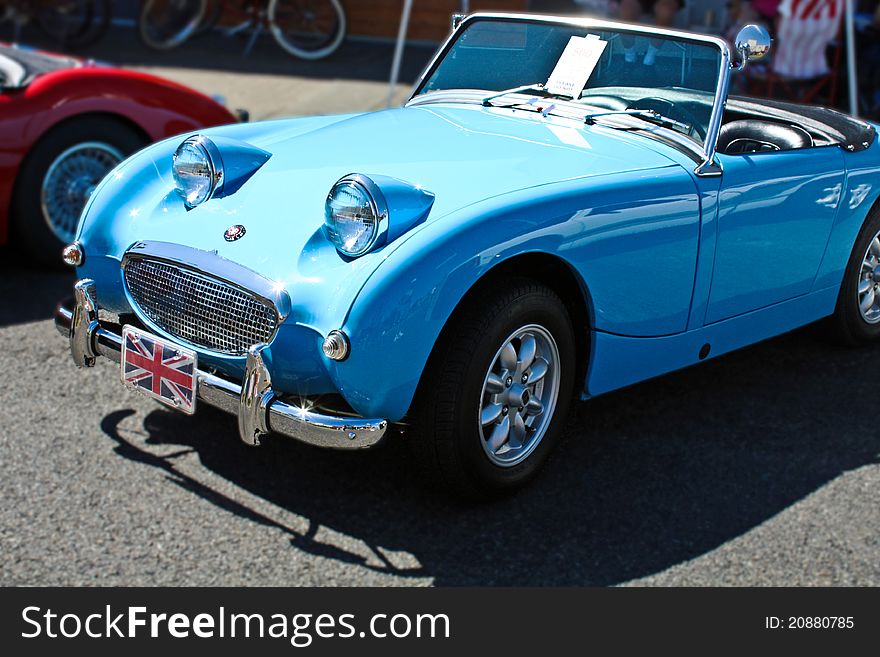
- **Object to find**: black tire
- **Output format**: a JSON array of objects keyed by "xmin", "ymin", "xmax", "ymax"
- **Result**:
[
  {"xmin": 12, "ymin": 116, "xmax": 146, "ymax": 268},
  {"xmin": 827, "ymin": 204, "xmax": 880, "ymax": 345},
  {"xmin": 408, "ymin": 278, "xmax": 577, "ymax": 498}
]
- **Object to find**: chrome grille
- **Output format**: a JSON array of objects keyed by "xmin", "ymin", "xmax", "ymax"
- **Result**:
[{"xmin": 123, "ymin": 257, "xmax": 279, "ymax": 356}]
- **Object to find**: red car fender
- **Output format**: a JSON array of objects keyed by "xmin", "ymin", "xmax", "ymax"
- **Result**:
[{"xmin": 0, "ymin": 64, "xmax": 237, "ymax": 243}]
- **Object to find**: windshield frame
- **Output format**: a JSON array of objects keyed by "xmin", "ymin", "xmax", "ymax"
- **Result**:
[{"xmin": 408, "ymin": 13, "xmax": 733, "ymax": 177}]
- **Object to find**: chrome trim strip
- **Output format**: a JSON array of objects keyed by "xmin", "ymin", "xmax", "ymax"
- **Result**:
[
  {"xmin": 695, "ymin": 44, "xmax": 730, "ymax": 177},
  {"xmin": 409, "ymin": 13, "xmax": 730, "ymax": 177},
  {"xmin": 56, "ymin": 285, "xmax": 387, "ymax": 450}
]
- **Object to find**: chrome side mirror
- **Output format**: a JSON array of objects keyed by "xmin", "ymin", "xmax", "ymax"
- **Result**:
[{"xmin": 732, "ymin": 24, "xmax": 771, "ymax": 71}]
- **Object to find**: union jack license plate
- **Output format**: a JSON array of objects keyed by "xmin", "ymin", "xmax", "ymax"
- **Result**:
[{"xmin": 121, "ymin": 326, "xmax": 197, "ymax": 415}]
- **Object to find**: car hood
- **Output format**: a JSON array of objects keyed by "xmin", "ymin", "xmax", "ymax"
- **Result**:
[
  {"xmin": 221, "ymin": 103, "xmax": 675, "ymax": 219},
  {"xmin": 90, "ymin": 104, "xmax": 672, "ymax": 268},
  {"xmin": 80, "ymin": 104, "xmax": 677, "ymax": 329}
]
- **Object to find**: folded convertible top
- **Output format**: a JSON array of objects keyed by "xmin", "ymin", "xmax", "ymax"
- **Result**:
[{"xmin": 729, "ymin": 95, "xmax": 876, "ymax": 153}]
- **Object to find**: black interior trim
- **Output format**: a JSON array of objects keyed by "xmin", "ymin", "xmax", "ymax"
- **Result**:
[
  {"xmin": 727, "ymin": 96, "xmax": 876, "ymax": 153},
  {"xmin": 717, "ymin": 120, "xmax": 813, "ymax": 155}
]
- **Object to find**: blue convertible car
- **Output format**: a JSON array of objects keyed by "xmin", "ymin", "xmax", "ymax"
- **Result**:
[{"xmin": 56, "ymin": 14, "xmax": 880, "ymax": 495}]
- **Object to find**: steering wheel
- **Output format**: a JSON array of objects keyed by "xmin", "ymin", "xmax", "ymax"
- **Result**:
[{"xmin": 625, "ymin": 97, "xmax": 707, "ymax": 142}]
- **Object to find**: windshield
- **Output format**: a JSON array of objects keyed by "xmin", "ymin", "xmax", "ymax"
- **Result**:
[{"xmin": 413, "ymin": 18, "xmax": 724, "ymax": 146}]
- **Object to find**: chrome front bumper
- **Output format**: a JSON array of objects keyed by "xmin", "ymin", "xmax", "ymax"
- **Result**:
[{"xmin": 55, "ymin": 279, "xmax": 388, "ymax": 450}]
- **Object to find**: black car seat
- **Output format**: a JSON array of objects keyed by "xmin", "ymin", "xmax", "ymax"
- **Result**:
[{"xmin": 717, "ymin": 120, "xmax": 813, "ymax": 154}]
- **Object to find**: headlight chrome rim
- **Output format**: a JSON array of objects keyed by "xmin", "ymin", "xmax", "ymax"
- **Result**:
[
  {"xmin": 324, "ymin": 173, "xmax": 389, "ymax": 258},
  {"xmin": 172, "ymin": 135, "xmax": 224, "ymax": 208}
]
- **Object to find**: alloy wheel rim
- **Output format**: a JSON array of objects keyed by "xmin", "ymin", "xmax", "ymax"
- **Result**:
[
  {"xmin": 858, "ymin": 230, "xmax": 880, "ymax": 324},
  {"xmin": 40, "ymin": 142, "xmax": 123, "ymax": 244},
  {"xmin": 478, "ymin": 324, "xmax": 561, "ymax": 468}
]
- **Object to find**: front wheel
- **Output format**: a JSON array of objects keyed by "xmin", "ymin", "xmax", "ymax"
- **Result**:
[
  {"xmin": 267, "ymin": 0, "xmax": 346, "ymax": 60},
  {"xmin": 409, "ymin": 279, "xmax": 577, "ymax": 498}
]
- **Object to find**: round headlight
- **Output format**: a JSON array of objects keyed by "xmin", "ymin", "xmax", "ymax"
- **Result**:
[
  {"xmin": 324, "ymin": 174, "xmax": 388, "ymax": 258},
  {"xmin": 172, "ymin": 136, "xmax": 222, "ymax": 208}
]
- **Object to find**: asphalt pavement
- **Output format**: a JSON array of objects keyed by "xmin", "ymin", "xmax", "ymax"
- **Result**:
[
  {"xmin": 1, "ymin": 252, "xmax": 878, "ymax": 586},
  {"xmin": 0, "ymin": 28, "xmax": 878, "ymax": 586}
]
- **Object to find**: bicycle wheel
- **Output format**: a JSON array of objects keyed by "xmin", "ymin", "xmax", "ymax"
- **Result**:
[
  {"xmin": 36, "ymin": 0, "xmax": 95, "ymax": 48},
  {"xmin": 139, "ymin": 0, "xmax": 208, "ymax": 51},
  {"xmin": 192, "ymin": 0, "xmax": 223, "ymax": 37},
  {"xmin": 49, "ymin": 0, "xmax": 112, "ymax": 49},
  {"xmin": 268, "ymin": 0, "xmax": 346, "ymax": 60}
]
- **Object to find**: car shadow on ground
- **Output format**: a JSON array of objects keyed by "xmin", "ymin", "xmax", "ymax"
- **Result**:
[
  {"xmin": 99, "ymin": 324, "xmax": 880, "ymax": 586},
  {"xmin": 0, "ymin": 250, "xmax": 74, "ymax": 327}
]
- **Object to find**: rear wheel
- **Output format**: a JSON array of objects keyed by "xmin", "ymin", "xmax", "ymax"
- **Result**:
[
  {"xmin": 267, "ymin": 0, "xmax": 346, "ymax": 60},
  {"xmin": 827, "ymin": 205, "xmax": 880, "ymax": 345},
  {"xmin": 12, "ymin": 117, "xmax": 145, "ymax": 267},
  {"xmin": 409, "ymin": 279, "xmax": 577, "ymax": 498}
]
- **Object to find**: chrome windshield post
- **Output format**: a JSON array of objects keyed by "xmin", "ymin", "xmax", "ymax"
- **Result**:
[{"xmin": 695, "ymin": 43, "xmax": 732, "ymax": 177}]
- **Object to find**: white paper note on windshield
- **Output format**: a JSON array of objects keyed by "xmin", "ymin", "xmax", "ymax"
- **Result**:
[{"xmin": 546, "ymin": 35, "xmax": 607, "ymax": 99}]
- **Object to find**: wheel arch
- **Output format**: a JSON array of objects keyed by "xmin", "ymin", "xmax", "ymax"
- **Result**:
[
  {"xmin": 428, "ymin": 252, "xmax": 594, "ymax": 400},
  {"xmin": 331, "ymin": 244, "xmax": 597, "ymax": 422},
  {"xmin": 19, "ymin": 111, "xmax": 151, "ymax": 168},
  {"xmin": 10, "ymin": 111, "xmax": 151, "ymax": 218},
  {"xmin": 9, "ymin": 111, "xmax": 153, "ymax": 256}
]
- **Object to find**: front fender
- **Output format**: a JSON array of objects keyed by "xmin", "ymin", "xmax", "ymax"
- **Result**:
[
  {"xmin": 24, "ymin": 67, "xmax": 237, "ymax": 143},
  {"xmin": 330, "ymin": 165, "xmax": 700, "ymax": 420}
]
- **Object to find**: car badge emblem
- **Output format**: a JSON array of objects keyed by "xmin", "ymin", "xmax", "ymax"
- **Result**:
[{"xmin": 224, "ymin": 224, "xmax": 246, "ymax": 242}]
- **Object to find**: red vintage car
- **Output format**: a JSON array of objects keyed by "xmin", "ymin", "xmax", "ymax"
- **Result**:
[{"xmin": 0, "ymin": 43, "xmax": 239, "ymax": 265}]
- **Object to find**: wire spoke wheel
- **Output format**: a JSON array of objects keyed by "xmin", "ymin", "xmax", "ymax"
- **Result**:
[
  {"xmin": 268, "ymin": 0, "xmax": 346, "ymax": 59},
  {"xmin": 40, "ymin": 142, "xmax": 122, "ymax": 244},
  {"xmin": 139, "ymin": 0, "xmax": 207, "ymax": 50},
  {"xmin": 478, "ymin": 324, "xmax": 561, "ymax": 468}
]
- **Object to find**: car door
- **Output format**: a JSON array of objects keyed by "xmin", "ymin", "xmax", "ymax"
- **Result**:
[{"xmin": 704, "ymin": 146, "xmax": 845, "ymax": 324}]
